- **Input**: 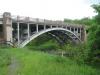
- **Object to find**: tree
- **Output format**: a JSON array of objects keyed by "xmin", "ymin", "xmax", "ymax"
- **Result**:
[
  {"xmin": 92, "ymin": 4, "xmax": 100, "ymax": 25},
  {"xmin": 88, "ymin": 3, "xmax": 100, "ymax": 63},
  {"xmin": 64, "ymin": 17, "xmax": 94, "ymax": 26}
]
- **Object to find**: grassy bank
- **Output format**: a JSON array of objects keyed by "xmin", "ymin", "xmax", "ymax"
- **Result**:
[{"xmin": 0, "ymin": 48, "xmax": 100, "ymax": 75}]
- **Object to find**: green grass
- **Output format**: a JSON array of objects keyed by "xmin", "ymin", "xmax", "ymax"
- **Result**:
[
  {"xmin": 0, "ymin": 48, "xmax": 11, "ymax": 75},
  {"xmin": 0, "ymin": 48, "xmax": 100, "ymax": 75}
]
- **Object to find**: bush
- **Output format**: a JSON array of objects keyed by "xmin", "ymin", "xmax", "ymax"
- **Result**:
[{"xmin": 57, "ymin": 43, "xmax": 89, "ymax": 63}]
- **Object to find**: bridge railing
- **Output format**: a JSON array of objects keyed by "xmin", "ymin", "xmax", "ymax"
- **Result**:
[
  {"xmin": 12, "ymin": 15, "xmax": 44, "ymax": 23},
  {"xmin": 11, "ymin": 15, "xmax": 17, "ymax": 21},
  {"xmin": 11, "ymin": 15, "xmax": 84, "ymax": 28},
  {"xmin": 11, "ymin": 15, "xmax": 66, "ymax": 24},
  {"xmin": 29, "ymin": 18, "xmax": 38, "ymax": 22}
]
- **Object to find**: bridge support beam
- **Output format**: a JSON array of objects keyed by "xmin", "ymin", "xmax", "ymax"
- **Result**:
[
  {"xmin": 36, "ymin": 24, "xmax": 38, "ymax": 33},
  {"xmin": 76, "ymin": 28, "xmax": 78, "ymax": 36},
  {"xmin": 17, "ymin": 22, "xmax": 20, "ymax": 46},
  {"xmin": 81, "ymin": 27, "xmax": 86, "ymax": 42},
  {"xmin": 44, "ymin": 25, "xmax": 46, "ymax": 30},
  {"xmin": 80, "ymin": 28, "xmax": 81, "ymax": 40},
  {"xmin": 27, "ymin": 23, "xmax": 30, "ymax": 38},
  {"xmin": 69, "ymin": 27, "xmax": 71, "ymax": 31},
  {"xmin": 50, "ymin": 25, "xmax": 52, "ymax": 28},
  {"xmin": 73, "ymin": 28, "xmax": 75, "ymax": 33}
]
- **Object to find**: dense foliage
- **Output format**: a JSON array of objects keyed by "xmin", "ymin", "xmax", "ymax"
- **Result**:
[{"xmin": 87, "ymin": 4, "xmax": 100, "ymax": 63}]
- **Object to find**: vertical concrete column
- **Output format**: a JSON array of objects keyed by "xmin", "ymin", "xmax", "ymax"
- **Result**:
[
  {"xmin": 36, "ymin": 24, "xmax": 38, "ymax": 33},
  {"xmin": 3, "ymin": 12, "xmax": 13, "ymax": 42},
  {"xmin": 81, "ymin": 26, "xmax": 86, "ymax": 42},
  {"xmin": 75, "ymin": 28, "xmax": 78, "ymax": 36},
  {"xmin": 76, "ymin": 28, "xmax": 78, "ymax": 36},
  {"xmin": 44, "ymin": 25, "xmax": 46, "ymax": 30},
  {"xmin": 27, "ymin": 23, "xmax": 30, "ymax": 38},
  {"xmin": 50, "ymin": 25, "xmax": 52, "ymax": 28},
  {"xmin": 17, "ymin": 22, "xmax": 20, "ymax": 46},
  {"xmin": 84, "ymin": 28, "xmax": 87, "ymax": 42},
  {"xmin": 80, "ymin": 28, "xmax": 81, "ymax": 40},
  {"xmin": 69, "ymin": 27, "xmax": 71, "ymax": 31},
  {"xmin": 73, "ymin": 28, "xmax": 75, "ymax": 33},
  {"xmin": 66, "ymin": 26, "xmax": 68, "ymax": 29}
]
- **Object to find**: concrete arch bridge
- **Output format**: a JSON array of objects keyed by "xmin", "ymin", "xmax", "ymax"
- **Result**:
[{"xmin": 0, "ymin": 12, "xmax": 86, "ymax": 47}]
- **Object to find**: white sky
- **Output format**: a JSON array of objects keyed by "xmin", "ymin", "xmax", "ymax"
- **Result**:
[{"xmin": 0, "ymin": 0, "xmax": 99, "ymax": 20}]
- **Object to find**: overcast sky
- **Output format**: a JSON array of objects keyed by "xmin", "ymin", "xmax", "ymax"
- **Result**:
[{"xmin": 0, "ymin": 0, "xmax": 99, "ymax": 20}]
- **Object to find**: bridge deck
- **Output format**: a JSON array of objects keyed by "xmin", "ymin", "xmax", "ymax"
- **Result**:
[
  {"xmin": 11, "ymin": 16, "xmax": 83, "ymax": 28},
  {"xmin": 0, "ymin": 14, "xmax": 84, "ymax": 28}
]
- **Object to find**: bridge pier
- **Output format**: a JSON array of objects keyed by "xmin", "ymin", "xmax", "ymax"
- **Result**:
[
  {"xmin": 3, "ymin": 12, "xmax": 13, "ymax": 43},
  {"xmin": 81, "ymin": 27, "xmax": 86, "ymax": 42}
]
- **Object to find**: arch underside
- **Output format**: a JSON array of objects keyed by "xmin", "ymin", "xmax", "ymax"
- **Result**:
[
  {"xmin": 47, "ymin": 31, "xmax": 78, "ymax": 45},
  {"xmin": 19, "ymin": 28, "xmax": 81, "ymax": 48}
]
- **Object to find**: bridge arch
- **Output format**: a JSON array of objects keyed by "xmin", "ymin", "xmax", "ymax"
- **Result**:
[{"xmin": 19, "ymin": 28, "xmax": 81, "ymax": 48}]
